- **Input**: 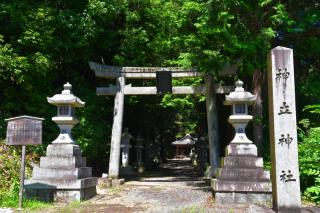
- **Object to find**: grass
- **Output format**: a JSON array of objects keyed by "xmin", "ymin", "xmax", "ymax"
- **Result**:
[
  {"xmin": 0, "ymin": 191, "xmax": 52, "ymax": 211},
  {"xmin": 53, "ymin": 201, "xmax": 84, "ymax": 213},
  {"xmin": 107, "ymin": 186, "xmax": 122, "ymax": 194},
  {"xmin": 179, "ymin": 206, "xmax": 207, "ymax": 213}
]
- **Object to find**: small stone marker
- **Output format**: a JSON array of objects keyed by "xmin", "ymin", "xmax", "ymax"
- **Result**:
[
  {"xmin": 267, "ymin": 46, "xmax": 301, "ymax": 212},
  {"xmin": 5, "ymin": 115, "xmax": 44, "ymax": 209}
]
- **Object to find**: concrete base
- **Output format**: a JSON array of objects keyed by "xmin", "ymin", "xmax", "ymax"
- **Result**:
[
  {"xmin": 25, "ymin": 144, "xmax": 97, "ymax": 202},
  {"xmin": 25, "ymin": 186, "xmax": 96, "ymax": 203},
  {"xmin": 213, "ymin": 142, "xmax": 272, "ymax": 205},
  {"xmin": 215, "ymin": 192, "xmax": 272, "ymax": 205}
]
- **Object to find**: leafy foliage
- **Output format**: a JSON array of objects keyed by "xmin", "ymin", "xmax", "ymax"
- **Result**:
[
  {"xmin": 0, "ymin": 0, "xmax": 319, "ymax": 205},
  {"xmin": 299, "ymin": 127, "xmax": 320, "ymax": 204},
  {"xmin": 0, "ymin": 140, "xmax": 47, "ymax": 208}
]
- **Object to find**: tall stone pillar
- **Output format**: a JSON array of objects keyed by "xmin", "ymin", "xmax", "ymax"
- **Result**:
[
  {"xmin": 205, "ymin": 74, "xmax": 220, "ymax": 177},
  {"xmin": 108, "ymin": 77, "xmax": 125, "ymax": 179},
  {"xmin": 268, "ymin": 46, "xmax": 301, "ymax": 212}
]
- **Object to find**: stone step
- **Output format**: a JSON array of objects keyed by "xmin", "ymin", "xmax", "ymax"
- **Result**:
[
  {"xmin": 25, "ymin": 177, "xmax": 98, "ymax": 190},
  {"xmin": 40, "ymin": 156, "xmax": 86, "ymax": 169},
  {"xmin": 216, "ymin": 168, "xmax": 270, "ymax": 181},
  {"xmin": 221, "ymin": 156, "xmax": 263, "ymax": 168},
  {"xmin": 32, "ymin": 167, "xmax": 92, "ymax": 180},
  {"xmin": 225, "ymin": 143, "xmax": 257, "ymax": 156},
  {"xmin": 46, "ymin": 144, "xmax": 82, "ymax": 157},
  {"xmin": 212, "ymin": 179, "xmax": 272, "ymax": 192}
]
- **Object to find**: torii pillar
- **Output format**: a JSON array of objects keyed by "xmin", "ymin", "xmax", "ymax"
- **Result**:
[{"xmin": 108, "ymin": 77, "xmax": 125, "ymax": 178}]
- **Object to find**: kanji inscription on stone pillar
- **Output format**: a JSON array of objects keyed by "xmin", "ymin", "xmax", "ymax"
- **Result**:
[{"xmin": 267, "ymin": 46, "xmax": 301, "ymax": 212}]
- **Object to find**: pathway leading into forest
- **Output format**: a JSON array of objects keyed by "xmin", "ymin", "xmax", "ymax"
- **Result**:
[
  {"xmin": 24, "ymin": 158, "xmax": 319, "ymax": 213},
  {"xmin": 88, "ymin": 158, "xmax": 274, "ymax": 213}
]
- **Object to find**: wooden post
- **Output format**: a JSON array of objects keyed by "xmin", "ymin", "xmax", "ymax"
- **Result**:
[
  {"xmin": 268, "ymin": 46, "xmax": 301, "ymax": 212},
  {"xmin": 18, "ymin": 145, "xmax": 26, "ymax": 209},
  {"xmin": 205, "ymin": 74, "xmax": 220, "ymax": 177},
  {"xmin": 108, "ymin": 77, "xmax": 125, "ymax": 179}
]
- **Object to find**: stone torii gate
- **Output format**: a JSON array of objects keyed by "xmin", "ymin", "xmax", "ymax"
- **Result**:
[{"xmin": 90, "ymin": 61, "xmax": 236, "ymax": 179}]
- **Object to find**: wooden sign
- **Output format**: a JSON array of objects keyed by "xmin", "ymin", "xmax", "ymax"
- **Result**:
[
  {"xmin": 5, "ymin": 115, "xmax": 44, "ymax": 146},
  {"xmin": 156, "ymin": 71, "xmax": 172, "ymax": 94}
]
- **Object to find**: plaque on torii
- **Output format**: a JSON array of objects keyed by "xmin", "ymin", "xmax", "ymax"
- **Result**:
[{"xmin": 90, "ymin": 61, "xmax": 238, "ymax": 179}]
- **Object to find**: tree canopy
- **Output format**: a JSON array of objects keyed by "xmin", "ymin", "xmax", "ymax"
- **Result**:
[{"xmin": 0, "ymin": 0, "xmax": 319, "ymax": 204}]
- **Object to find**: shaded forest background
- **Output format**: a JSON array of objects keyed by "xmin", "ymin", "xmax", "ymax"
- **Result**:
[{"xmin": 0, "ymin": 0, "xmax": 319, "ymax": 205}]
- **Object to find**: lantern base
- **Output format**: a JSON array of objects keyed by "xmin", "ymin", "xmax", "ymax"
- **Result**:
[
  {"xmin": 25, "ymin": 143, "xmax": 97, "ymax": 202},
  {"xmin": 52, "ymin": 133, "xmax": 75, "ymax": 144},
  {"xmin": 213, "ymin": 191, "xmax": 272, "ymax": 205},
  {"xmin": 226, "ymin": 143, "xmax": 257, "ymax": 156},
  {"xmin": 213, "ymin": 143, "xmax": 271, "ymax": 204}
]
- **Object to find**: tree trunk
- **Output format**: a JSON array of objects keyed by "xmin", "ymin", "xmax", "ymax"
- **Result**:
[{"xmin": 253, "ymin": 69, "xmax": 264, "ymax": 155}]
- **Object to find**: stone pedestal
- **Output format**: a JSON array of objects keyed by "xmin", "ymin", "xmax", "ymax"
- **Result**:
[
  {"xmin": 25, "ymin": 144, "xmax": 97, "ymax": 202},
  {"xmin": 212, "ymin": 143, "xmax": 272, "ymax": 204},
  {"xmin": 212, "ymin": 80, "xmax": 271, "ymax": 204}
]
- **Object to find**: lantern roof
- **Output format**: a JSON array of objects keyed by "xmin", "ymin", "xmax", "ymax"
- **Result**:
[
  {"xmin": 47, "ymin": 82, "xmax": 85, "ymax": 107},
  {"xmin": 224, "ymin": 80, "xmax": 256, "ymax": 105},
  {"xmin": 5, "ymin": 115, "xmax": 44, "ymax": 122},
  {"xmin": 172, "ymin": 134, "xmax": 196, "ymax": 146}
]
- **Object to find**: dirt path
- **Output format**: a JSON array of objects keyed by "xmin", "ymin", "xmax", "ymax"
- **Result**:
[
  {"xmin": 92, "ymin": 159, "xmax": 214, "ymax": 212},
  {"xmin": 24, "ymin": 159, "xmax": 319, "ymax": 213},
  {"xmin": 86, "ymin": 159, "xmax": 275, "ymax": 213}
]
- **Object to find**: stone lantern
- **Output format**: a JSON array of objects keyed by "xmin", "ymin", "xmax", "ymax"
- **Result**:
[
  {"xmin": 224, "ymin": 80, "xmax": 256, "ymax": 146},
  {"xmin": 136, "ymin": 134, "xmax": 145, "ymax": 173},
  {"xmin": 119, "ymin": 128, "xmax": 133, "ymax": 176},
  {"xmin": 120, "ymin": 128, "xmax": 132, "ymax": 167},
  {"xmin": 212, "ymin": 80, "xmax": 271, "ymax": 204},
  {"xmin": 25, "ymin": 83, "xmax": 97, "ymax": 202},
  {"xmin": 47, "ymin": 82, "xmax": 85, "ymax": 144}
]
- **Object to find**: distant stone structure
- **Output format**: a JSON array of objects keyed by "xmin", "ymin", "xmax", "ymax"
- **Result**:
[
  {"xmin": 171, "ymin": 134, "xmax": 196, "ymax": 158},
  {"xmin": 119, "ymin": 128, "xmax": 133, "ymax": 176},
  {"xmin": 25, "ymin": 83, "xmax": 97, "ymax": 202},
  {"xmin": 195, "ymin": 137, "xmax": 209, "ymax": 173},
  {"xmin": 135, "ymin": 134, "xmax": 145, "ymax": 173},
  {"xmin": 212, "ymin": 80, "xmax": 272, "ymax": 204}
]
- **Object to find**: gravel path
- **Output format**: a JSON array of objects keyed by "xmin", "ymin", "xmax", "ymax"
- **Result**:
[
  {"xmin": 13, "ymin": 158, "xmax": 319, "ymax": 213},
  {"xmin": 90, "ymin": 159, "xmax": 275, "ymax": 213}
]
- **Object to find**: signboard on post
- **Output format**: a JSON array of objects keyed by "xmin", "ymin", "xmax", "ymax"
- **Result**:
[
  {"xmin": 6, "ymin": 116, "xmax": 43, "ymax": 145},
  {"xmin": 5, "ymin": 115, "xmax": 44, "ymax": 209}
]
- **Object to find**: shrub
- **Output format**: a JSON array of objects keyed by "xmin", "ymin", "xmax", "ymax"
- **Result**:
[
  {"xmin": 0, "ymin": 139, "xmax": 46, "ymax": 208},
  {"xmin": 299, "ymin": 127, "xmax": 320, "ymax": 205}
]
